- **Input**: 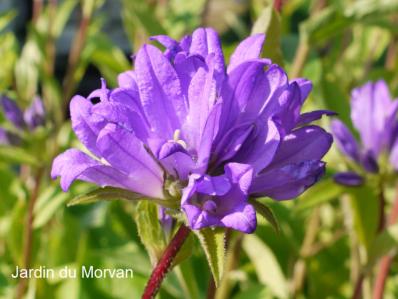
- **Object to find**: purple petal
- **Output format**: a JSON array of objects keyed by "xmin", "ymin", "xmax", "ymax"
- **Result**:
[
  {"xmin": 390, "ymin": 138, "xmax": 398, "ymax": 170},
  {"xmin": 361, "ymin": 151, "xmax": 379, "ymax": 173},
  {"xmin": 228, "ymin": 33, "xmax": 265, "ymax": 72},
  {"xmin": 183, "ymin": 65, "xmax": 217, "ymax": 151},
  {"xmin": 290, "ymin": 78, "xmax": 313, "ymax": 103},
  {"xmin": 51, "ymin": 149, "xmax": 149, "ymax": 193},
  {"xmin": 217, "ymin": 61, "xmax": 282, "ymax": 142},
  {"xmin": 150, "ymin": 35, "xmax": 182, "ymax": 60},
  {"xmin": 87, "ymin": 78, "xmax": 110, "ymax": 102},
  {"xmin": 189, "ymin": 28, "xmax": 225, "ymax": 77},
  {"xmin": 181, "ymin": 163, "xmax": 256, "ymax": 233},
  {"xmin": 296, "ymin": 110, "xmax": 336, "ymax": 127},
  {"xmin": 160, "ymin": 151, "xmax": 195, "ymax": 180},
  {"xmin": 233, "ymin": 119, "xmax": 280, "ymax": 172},
  {"xmin": 158, "ymin": 206, "xmax": 173, "ymax": 234},
  {"xmin": 135, "ymin": 44, "xmax": 187, "ymax": 137},
  {"xmin": 351, "ymin": 80, "xmax": 398, "ymax": 156},
  {"xmin": 220, "ymin": 203, "xmax": 257, "ymax": 233},
  {"xmin": 334, "ymin": 172, "xmax": 364, "ymax": 186},
  {"xmin": 96, "ymin": 123, "xmax": 164, "ymax": 198},
  {"xmin": 117, "ymin": 71, "xmax": 137, "ymax": 89},
  {"xmin": 174, "ymin": 53, "xmax": 207, "ymax": 96},
  {"xmin": 0, "ymin": 96, "xmax": 25, "ymax": 129},
  {"xmin": 250, "ymin": 160, "xmax": 326, "ymax": 200},
  {"xmin": 213, "ymin": 122, "xmax": 254, "ymax": 165},
  {"xmin": 0, "ymin": 128, "xmax": 20, "ymax": 146},
  {"xmin": 0, "ymin": 128, "xmax": 10, "ymax": 145},
  {"xmin": 272, "ymin": 82, "xmax": 302, "ymax": 135},
  {"xmin": 91, "ymin": 101, "xmax": 149, "ymax": 141},
  {"xmin": 268, "ymin": 125, "xmax": 333, "ymax": 167},
  {"xmin": 196, "ymin": 102, "xmax": 222, "ymax": 172},
  {"xmin": 330, "ymin": 119, "xmax": 360, "ymax": 163},
  {"xmin": 158, "ymin": 141, "xmax": 188, "ymax": 160},
  {"xmin": 70, "ymin": 95, "xmax": 105, "ymax": 157},
  {"xmin": 24, "ymin": 97, "xmax": 46, "ymax": 130}
]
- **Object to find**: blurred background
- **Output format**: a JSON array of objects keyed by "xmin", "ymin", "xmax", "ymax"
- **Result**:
[{"xmin": 0, "ymin": 0, "xmax": 398, "ymax": 298}]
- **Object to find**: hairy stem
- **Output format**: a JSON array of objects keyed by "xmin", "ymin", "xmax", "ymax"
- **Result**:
[
  {"xmin": 15, "ymin": 169, "xmax": 43, "ymax": 299},
  {"xmin": 215, "ymin": 232, "xmax": 243, "ymax": 299},
  {"xmin": 142, "ymin": 224, "xmax": 191, "ymax": 299},
  {"xmin": 372, "ymin": 184, "xmax": 398, "ymax": 299}
]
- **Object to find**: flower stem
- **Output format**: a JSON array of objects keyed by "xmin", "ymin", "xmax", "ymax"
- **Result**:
[
  {"xmin": 291, "ymin": 208, "xmax": 320, "ymax": 297},
  {"xmin": 62, "ymin": 3, "xmax": 92, "ymax": 112},
  {"xmin": 352, "ymin": 273, "xmax": 364, "ymax": 299},
  {"xmin": 142, "ymin": 224, "xmax": 191, "ymax": 299},
  {"xmin": 15, "ymin": 169, "xmax": 43, "ymax": 299},
  {"xmin": 372, "ymin": 184, "xmax": 398, "ymax": 299}
]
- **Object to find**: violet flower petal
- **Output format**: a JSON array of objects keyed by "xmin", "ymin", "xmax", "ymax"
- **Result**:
[
  {"xmin": 24, "ymin": 97, "xmax": 45, "ymax": 130},
  {"xmin": 182, "ymin": 163, "xmax": 256, "ymax": 233},
  {"xmin": 135, "ymin": 44, "xmax": 187, "ymax": 137},
  {"xmin": 227, "ymin": 33, "xmax": 265, "ymax": 72},
  {"xmin": 250, "ymin": 160, "xmax": 326, "ymax": 200},
  {"xmin": 96, "ymin": 123, "xmax": 164, "ymax": 198},
  {"xmin": 0, "ymin": 96, "xmax": 25, "ymax": 129},
  {"xmin": 290, "ymin": 78, "xmax": 313, "ymax": 103},
  {"xmin": 189, "ymin": 28, "xmax": 225, "ymax": 77},
  {"xmin": 51, "ymin": 149, "xmax": 147, "ymax": 192},
  {"xmin": 233, "ymin": 119, "xmax": 280, "ymax": 172},
  {"xmin": 296, "ymin": 110, "xmax": 337, "ymax": 127},
  {"xmin": 351, "ymin": 80, "xmax": 398, "ymax": 156},
  {"xmin": 70, "ymin": 95, "xmax": 105, "ymax": 157},
  {"xmin": 334, "ymin": 172, "xmax": 364, "ymax": 186},
  {"xmin": 268, "ymin": 125, "xmax": 333, "ymax": 167},
  {"xmin": 330, "ymin": 119, "xmax": 360, "ymax": 163}
]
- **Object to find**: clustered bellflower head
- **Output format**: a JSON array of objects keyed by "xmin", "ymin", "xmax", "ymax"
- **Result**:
[
  {"xmin": 0, "ymin": 96, "xmax": 45, "ymax": 146},
  {"xmin": 331, "ymin": 80, "xmax": 398, "ymax": 186},
  {"xmin": 52, "ymin": 28, "xmax": 333, "ymax": 233}
]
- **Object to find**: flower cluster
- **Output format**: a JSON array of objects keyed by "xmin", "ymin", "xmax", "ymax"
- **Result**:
[
  {"xmin": 52, "ymin": 28, "xmax": 333, "ymax": 233},
  {"xmin": 331, "ymin": 80, "xmax": 398, "ymax": 186},
  {"xmin": 0, "ymin": 96, "xmax": 45, "ymax": 146}
]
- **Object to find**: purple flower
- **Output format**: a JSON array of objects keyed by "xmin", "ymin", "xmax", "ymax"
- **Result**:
[
  {"xmin": 331, "ymin": 80, "xmax": 398, "ymax": 186},
  {"xmin": 52, "ymin": 28, "xmax": 333, "ymax": 233},
  {"xmin": 0, "ymin": 95, "xmax": 46, "ymax": 144}
]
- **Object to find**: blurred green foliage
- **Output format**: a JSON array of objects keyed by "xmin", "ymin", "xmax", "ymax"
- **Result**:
[{"xmin": 0, "ymin": 0, "xmax": 398, "ymax": 298}]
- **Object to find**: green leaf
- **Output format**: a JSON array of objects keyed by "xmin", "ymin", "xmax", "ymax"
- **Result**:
[
  {"xmin": 134, "ymin": 200, "xmax": 167, "ymax": 265},
  {"xmin": 0, "ymin": 10, "xmax": 17, "ymax": 32},
  {"xmin": 89, "ymin": 34, "xmax": 131, "ymax": 87},
  {"xmin": 249, "ymin": 198, "xmax": 280, "ymax": 233},
  {"xmin": 242, "ymin": 234, "xmax": 288, "ymax": 299},
  {"xmin": 367, "ymin": 222, "xmax": 398, "ymax": 270},
  {"xmin": 194, "ymin": 228, "xmax": 226, "ymax": 287},
  {"xmin": 0, "ymin": 33, "xmax": 18, "ymax": 90},
  {"xmin": 0, "ymin": 146, "xmax": 38, "ymax": 166},
  {"xmin": 53, "ymin": 0, "xmax": 79, "ymax": 38},
  {"xmin": 67, "ymin": 187, "xmax": 142, "ymax": 207},
  {"xmin": 251, "ymin": 2, "xmax": 284, "ymax": 66},
  {"xmin": 295, "ymin": 179, "xmax": 344, "ymax": 212},
  {"xmin": 121, "ymin": 0, "xmax": 166, "ymax": 49},
  {"xmin": 348, "ymin": 185, "xmax": 379, "ymax": 250},
  {"xmin": 34, "ymin": 192, "xmax": 69, "ymax": 228}
]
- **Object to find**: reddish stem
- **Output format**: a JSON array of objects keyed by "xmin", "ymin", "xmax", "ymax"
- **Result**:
[
  {"xmin": 372, "ymin": 186, "xmax": 398, "ymax": 299},
  {"xmin": 274, "ymin": 0, "xmax": 283, "ymax": 12},
  {"xmin": 352, "ymin": 273, "xmax": 364, "ymax": 299},
  {"xmin": 142, "ymin": 224, "xmax": 191, "ymax": 299},
  {"xmin": 15, "ymin": 169, "xmax": 43, "ymax": 299}
]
